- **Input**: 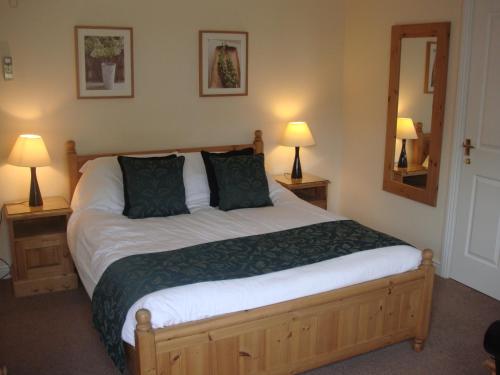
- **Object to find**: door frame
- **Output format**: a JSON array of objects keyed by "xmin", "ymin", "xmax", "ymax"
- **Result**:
[{"xmin": 440, "ymin": 0, "xmax": 474, "ymax": 278}]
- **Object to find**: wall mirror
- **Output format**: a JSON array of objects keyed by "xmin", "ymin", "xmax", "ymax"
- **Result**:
[{"xmin": 383, "ymin": 22, "xmax": 450, "ymax": 206}]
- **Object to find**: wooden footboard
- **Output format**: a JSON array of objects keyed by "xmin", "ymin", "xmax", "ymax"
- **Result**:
[{"xmin": 126, "ymin": 249, "xmax": 434, "ymax": 375}]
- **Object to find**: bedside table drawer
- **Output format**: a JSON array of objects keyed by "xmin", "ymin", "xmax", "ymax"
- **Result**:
[
  {"xmin": 12, "ymin": 215, "xmax": 67, "ymax": 238},
  {"xmin": 274, "ymin": 173, "xmax": 330, "ymax": 210},
  {"xmin": 293, "ymin": 186, "xmax": 327, "ymax": 208},
  {"xmin": 15, "ymin": 233, "xmax": 72, "ymax": 280}
]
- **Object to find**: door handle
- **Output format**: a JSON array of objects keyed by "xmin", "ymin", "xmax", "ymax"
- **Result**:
[{"xmin": 462, "ymin": 139, "xmax": 475, "ymax": 156}]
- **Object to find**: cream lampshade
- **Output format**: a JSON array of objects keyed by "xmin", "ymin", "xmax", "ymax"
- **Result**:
[
  {"xmin": 8, "ymin": 134, "xmax": 51, "ymax": 207},
  {"xmin": 281, "ymin": 122, "xmax": 316, "ymax": 179},
  {"xmin": 395, "ymin": 117, "xmax": 417, "ymax": 169},
  {"xmin": 396, "ymin": 117, "xmax": 418, "ymax": 140}
]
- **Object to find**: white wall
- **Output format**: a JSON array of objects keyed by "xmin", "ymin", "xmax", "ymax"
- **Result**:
[
  {"xmin": 0, "ymin": 0, "xmax": 345, "ymax": 265},
  {"xmin": 395, "ymin": 37, "xmax": 436, "ymax": 164},
  {"xmin": 399, "ymin": 37, "xmax": 435, "ymax": 132},
  {"xmin": 339, "ymin": 0, "xmax": 462, "ymax": 263},
  {"xmin": 0, "ymin": 0, "xmax": 463, "ymax": 270}
]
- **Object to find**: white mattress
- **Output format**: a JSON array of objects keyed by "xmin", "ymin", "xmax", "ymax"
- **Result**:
[{"xmin": 67, "ymin": 186, "xmax": 422, "ymax": 346}]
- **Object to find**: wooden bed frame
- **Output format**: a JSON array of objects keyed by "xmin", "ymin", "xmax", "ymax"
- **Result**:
[
  {"xmin": 66, "ymin": 130, "xmax": 434, "ymax": 375},
  {"xmin": 410, "ymin": 122, "xmax": 431, "ymax": 165}
]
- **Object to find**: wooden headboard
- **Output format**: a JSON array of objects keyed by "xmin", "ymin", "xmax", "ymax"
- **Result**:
[
  {"xmin": 66, "ymin": 130, "xmax": 263, "ymax": 198},
  {"xmin": 410, "ymin": 122, "xmax": 430, "ymax": 165}
]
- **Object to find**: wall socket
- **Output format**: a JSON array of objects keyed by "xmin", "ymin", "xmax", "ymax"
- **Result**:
[{"xmin": 3, "ymin": 56, "xmax": 13, "ymax": 80}]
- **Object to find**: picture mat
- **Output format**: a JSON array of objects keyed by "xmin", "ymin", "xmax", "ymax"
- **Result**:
[
  {"xmin": 76, "ymin": 27, "xmax": 133, "ymax": 98},
  {"xmin": 200, "ymin": 32, "xmax": 247, "ymax": 96}
]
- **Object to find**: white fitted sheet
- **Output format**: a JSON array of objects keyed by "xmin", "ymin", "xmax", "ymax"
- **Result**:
[{"xmin": 67, "ymin": 186, "xmax": 421, "ymax": 346}]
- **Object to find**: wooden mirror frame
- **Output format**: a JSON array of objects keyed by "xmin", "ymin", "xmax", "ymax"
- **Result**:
[{"xmin": 383, "ymin": 22, "xmax": 450, "ymax": 206}]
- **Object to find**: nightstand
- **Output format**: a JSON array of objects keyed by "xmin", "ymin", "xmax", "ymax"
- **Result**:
[
  {"xmin": 3, "ymin": 196, "xmax": 78, "ymax": 297},
  {"xmin": 274, "ymin": 173, "xmax": 330, "ymax": 209},
  {"xmin": 392, "ymin": 164, "xmax": 428, "ymax": 188}
]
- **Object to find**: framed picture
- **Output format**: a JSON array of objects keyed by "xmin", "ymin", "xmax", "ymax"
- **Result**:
[
  {"xmin": 199, "ymin": 31, "xmax": 248, "ymax": 97},
  {"xmin": 424, "ymin": 41, "xmax": 437, "ymax": 94},
  {"xmin": 75, "ymin": 26, "xmax": 134, "ymax": 98}
]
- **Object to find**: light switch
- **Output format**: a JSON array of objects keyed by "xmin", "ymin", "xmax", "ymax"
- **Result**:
[{"xmin": 3, "ymin": 56, "xmax": 13, "ymax": 80}]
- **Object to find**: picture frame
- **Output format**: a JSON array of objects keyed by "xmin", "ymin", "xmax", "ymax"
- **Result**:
[
  {"xmin": 199, "ymin": 31, "xmax": 248, "ymax": 97},
  {"xmin": 424, "ymin": 41, "xmax": 437, "ymax": 94},
  {"xmin": 74, "ymin": 26, "xmax": 134, "ymax": 99}
]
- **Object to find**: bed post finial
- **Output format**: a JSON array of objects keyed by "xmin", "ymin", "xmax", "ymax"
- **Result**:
[
  {"xmin": 421, "ymin": 249, "xmax": 433, "ymax": 266},
  {"xmin": 66, "ymin": 140, "xmax": 79, "ymax": 199},
  {"xmin": 136, "ymin": 309, "xmax": 152, "ymax": 331},
  {"xmin": 134, "ymin": 309, "xmax": 157, "ymax": 374},
  {"xmin": 66, "ymin": 140, "xmax": 76, "ymax": 154},
  {"xmin": 254, "ymin": 130, "xmax": 263, "ymax": 154}
]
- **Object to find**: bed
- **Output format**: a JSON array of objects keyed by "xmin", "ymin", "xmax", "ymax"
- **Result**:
[{"xmin": 66, "ymin": 130, "xmax": 434, "ymax": 375}]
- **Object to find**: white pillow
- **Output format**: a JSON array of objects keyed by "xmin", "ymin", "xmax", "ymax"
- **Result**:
[
  {"xmin": 267, "ymin": 174, "xmax": 285, "ymax": 197},
  {"xmin": 71, "ymin": 152, "xmax": 211, "ymax": 213},
  {"xmin": 71, "ymin": 156, "xmax": 126, "ymax": 214},
  {"xmin": 178, "ymin": 153, "xmax": 210, "ymax": 210}
]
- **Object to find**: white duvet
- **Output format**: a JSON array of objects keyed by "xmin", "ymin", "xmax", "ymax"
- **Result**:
[{"xmin": 67, "ymin": 183, "xmax": 421, "ymax": 346}]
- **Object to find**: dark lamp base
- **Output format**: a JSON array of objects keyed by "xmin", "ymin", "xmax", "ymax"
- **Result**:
[
  {"xmin": 29, "ymin": 167, "xmax": 43, "ymax": 207},
  {"xmin": 397, "ymin": 139, "xmax": 408, "ymax": 169},
  {"xmin": 291, "ymin": 146, "xmax": 302, "ymax": 179}
]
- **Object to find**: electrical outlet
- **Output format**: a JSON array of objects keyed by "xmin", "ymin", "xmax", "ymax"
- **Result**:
[{"xmin": 3, "ymin": 56, "xmax": 13, "ymax": 80}]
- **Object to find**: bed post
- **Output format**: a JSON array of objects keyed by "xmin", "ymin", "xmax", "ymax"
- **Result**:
[
  {"xmin": 135, "ymin": 309, "xmax": 157, "ymax": 375},
  {"xmin": 254, "ymin": 130, "xmax": 263, "ymax": 154},
  {"xmin": 66, "ymin": 140, "xmax": 78, "ymax": 199},
  {"xmin": 413, "ymin": 248, "xmax": 434, "ymax": 352}
]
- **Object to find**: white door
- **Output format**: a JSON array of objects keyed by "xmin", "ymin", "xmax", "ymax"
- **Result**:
[{"xmin": 449, "ymin": 0, "xmax": 500, "ymax": 300}]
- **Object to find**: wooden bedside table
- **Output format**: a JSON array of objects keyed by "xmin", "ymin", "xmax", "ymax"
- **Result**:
[
  {"xmin": 274, "ymin": 173, "xmax": 330, "ymax": 209},
  {"xmin": 392, "ymin": 164, "xmax": 428, "ymax": 188},
  {"xmin": 3, "ymin": 196, "xmax": 78, "ymax": 297}
]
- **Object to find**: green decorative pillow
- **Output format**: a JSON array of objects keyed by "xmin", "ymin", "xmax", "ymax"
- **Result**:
[
  {"xmin": 210, "ymin": 154, "xmax": 273, "ymax": 211},
  {"xmin": 118, "ymin": 155, "xmax": 190, "ymax": 219},
  {"xmin": 201, "ymin": 148, "xmax": 254, "ymax": 207}
]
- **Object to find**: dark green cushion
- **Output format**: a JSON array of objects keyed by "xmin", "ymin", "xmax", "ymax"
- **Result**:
[
  {"xmin": 210, "ymin": 154, "xmax": 273, "ymax": 211},
  {"xmin": 118, "ymin": 155, "xmax": 189, "ymax": 219},
  {"xmin": 201, "ymin": 148, "xmax": 254, "ymax": 207}
]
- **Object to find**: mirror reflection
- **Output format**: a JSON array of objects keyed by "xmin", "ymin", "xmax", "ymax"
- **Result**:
[{"xmin": 391, "ymin": 37, "xmax": 436, "ymax": 189}]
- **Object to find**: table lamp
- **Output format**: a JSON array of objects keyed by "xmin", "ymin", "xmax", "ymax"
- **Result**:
[
  {"xmin": 281, "ymin": 121, "xmax": 315, "ymax": 179},
  {"xmin": 396, "ymin": 117, "xmax": 417, "ymax": 169},
  {"xmin": 8, "ymin": 134, "xmax": 51, "ymax": 207}
]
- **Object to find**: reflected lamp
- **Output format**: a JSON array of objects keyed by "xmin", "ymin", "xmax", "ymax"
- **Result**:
[{"xmin": 396, "ymin": 117, "xmax": 417, "ymax": 168}]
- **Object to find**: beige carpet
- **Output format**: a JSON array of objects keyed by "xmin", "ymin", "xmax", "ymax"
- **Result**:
[{"xmin": 0, "ymin": 276, "xmax": 499, "ymax": 375}]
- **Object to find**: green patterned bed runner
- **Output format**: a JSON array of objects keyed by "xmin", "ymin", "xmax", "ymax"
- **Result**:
[{"xmin": 91, "ymin": 220, "xmax": 409, "ymax": 371}]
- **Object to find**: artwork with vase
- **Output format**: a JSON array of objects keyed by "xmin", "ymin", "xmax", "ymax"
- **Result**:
[
  {"xmin": 84, "ymin": 36, "xmax": 124, "ymax": 90},
  {"xmin": 75, "ymin": 26, "xmax": 134, "ymax": 98}
]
